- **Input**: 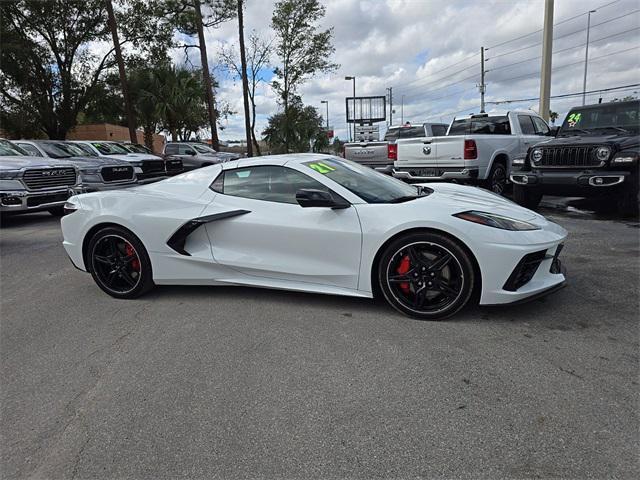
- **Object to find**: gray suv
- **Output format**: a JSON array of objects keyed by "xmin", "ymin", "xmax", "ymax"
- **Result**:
[{"xmin": 163, "ymin": 142, "xmax": 240, "ymax": 171}]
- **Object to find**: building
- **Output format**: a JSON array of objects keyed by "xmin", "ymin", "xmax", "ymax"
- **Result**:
[{"xmin": 67, "ymin": 124, "xmax": 165, "ymax": 154}]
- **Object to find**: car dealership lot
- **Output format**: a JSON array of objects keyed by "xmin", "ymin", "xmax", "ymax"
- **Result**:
[{"xmin": 1, "ymin": 207, "xmax": 638, "ymax": 479}]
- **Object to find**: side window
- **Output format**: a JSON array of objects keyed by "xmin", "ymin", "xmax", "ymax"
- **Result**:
[
  {"xmin": 532, "ymin": 116, "xmax": 550, "ymax": 135},
  {"xmin": 518, "ymin": 115, "xmax": 536, "ymax": 135},
  {"xmin": 178, "ymin": 145, "xmax": 196, "ymax": 155},
  {"xmin": 17, "ymin": 143, "xmax": 42, "ymax": 156},
  {"xmin": 431, "ymin": 125, "xmax": 447, "ymax": 136},
  {"xmin": 219, "ymin": 165, "xmax": 329, "ymax": 204},
  {"xmin": 165, "ymin": 144, "xmax": 178, "ymax": 154}
]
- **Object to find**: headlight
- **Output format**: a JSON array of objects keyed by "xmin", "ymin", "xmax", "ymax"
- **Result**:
[
  {"xmin": 512, "ymin": 157, "xmax": 525, "ymax": 165},
  {"xmin": 0, "ymin": 170, "xmax": 19, "ymax": 179},
  {"xmin": 0, "ymin": 179, "xmax": 24, "ymax": 190},
  {"xmin": 453, "ymin": 210, "xmax": 540, "ymax": 231},
  {"xmin": 611, "ymin": 152, "xmax": 638, "ymax": 164},
  {"xmin": 530, "ymin": 148, "xmax": 543, "ymax": 164},
  {"xmin": 595, "ymin": 146, "xmax": 611, "ymax": 162},
  {"xmin": 63, "ymin": 200, "xmax": 79, "ymax": 215}
]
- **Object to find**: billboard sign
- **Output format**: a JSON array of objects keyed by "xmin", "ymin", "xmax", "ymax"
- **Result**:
[{"xmin": 346, "ymin": 96, "xmax": 386, "ymax": 124}]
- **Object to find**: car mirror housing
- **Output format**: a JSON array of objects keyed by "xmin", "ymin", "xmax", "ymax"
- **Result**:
[{"xmin": 296, "ymin": 189, "xmax": 349, "ymax": 209}]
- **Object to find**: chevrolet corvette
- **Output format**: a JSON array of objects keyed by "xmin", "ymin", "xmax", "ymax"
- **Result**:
[{"xmin": 61, "ymin": 154, "xmax": 567, "ymax": 320}]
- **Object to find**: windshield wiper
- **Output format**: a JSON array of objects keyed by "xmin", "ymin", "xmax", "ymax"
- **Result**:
[
  {"xmin": 389, "ymin": 195, "xmax": 422, "ymax": 203},
  {"xmin": 559, "ymin": 128, "xmax": 591, "ymax": 136}
]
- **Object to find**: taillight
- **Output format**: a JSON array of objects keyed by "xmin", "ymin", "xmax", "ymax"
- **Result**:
[
  {"xmin": 464, "ymin": 139, "xmax": 477, "ymax": 160},
  {"xmin": 388, "ymin": 143, "xmax": 397, "ymax": 160}
]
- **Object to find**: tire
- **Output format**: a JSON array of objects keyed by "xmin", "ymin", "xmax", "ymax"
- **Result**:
[
  {"xmin": 513, "ymin": 185, "xmax": 542, "ymax": 210},
  {"xmin": 616, "ymin": 185, "xmax": 640, "ymax": 217},
  {"xmin": 86, "ymin": 226, "xmax": 155, "ymax": 299},
  {"xmin": 48, "ymin": 206, "xmax": 65, "ymax": 216},
  {"xmin": 378, "ymin": 232, "xmax": 476, "ymax": 320},
  {"xmin": 483, "ymin": 161, "xmax": 507, "ymax": 195}
]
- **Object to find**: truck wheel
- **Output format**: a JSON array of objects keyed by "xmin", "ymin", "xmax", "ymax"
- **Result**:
[
  {"xmin": 617, "ymin": 186, "xmax": 639, "ymax": 217},
  {"xmin": 483, "ymin": 162, "xmax": 507, "ymax": 195},
  {"xmin": 513, "ymin": 185, "xmax": 542, "ymax": 209}
]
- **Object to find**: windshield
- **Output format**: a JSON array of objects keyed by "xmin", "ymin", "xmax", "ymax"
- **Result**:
[
  {"xmin": 91, "ymin": 142, "xmax": 130, "ymax": 155},
  {"xmin": 0, "ymin": 140, "xmax": 28, "ymax": 156},
  {"xmin": 559, "ymin": 101, "xmax": 640, "ymax": 136},
  {"xmin": 302, "ymin": 157, "xmax": 424, "ymax": 204},
  {"xmin": 40, "ymin": 143, "xmax": 73, "ymax": 158},
  {"xmin": 73, "ymin": 143, "xmax": 98, "ymax": 157},
  {"xmin": 54, "ymin": 142, "xmax": 89, "ymax": 157},
  {"xmin": 193, "ymin": 144, "xmax": 216, "ymax": 153},
  {"xmin": 125, "ymin": 144, "xmax": 151, "ymax": 154},
  {"xmin": 448, "ymin": 116, "xmax": 511, "ymax": 135}
]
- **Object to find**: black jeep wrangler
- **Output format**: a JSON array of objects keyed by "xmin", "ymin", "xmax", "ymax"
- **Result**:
[{"xmin": 511, "ymin": 99, "xmax": 639, "ymax": 215}]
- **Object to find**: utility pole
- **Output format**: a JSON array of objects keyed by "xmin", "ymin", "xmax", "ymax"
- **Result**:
[
  {"xmin": 193, "ymin": 0, "xmax": 220, "ymax": 150},
  {"xmin": 401, "ymin": 95, "xmax": 404, "ymax": 124},
  {"xmin": 237, "ymin": 0, "xmax": 253, "ymax": 157},
  {"xmin": 387, "ymin": 87, "xmax": 393, "ymax": 126},
  {"xmin": 345, "ymin": 76, "xmax": 356, "ymax": 141},
  {"xmin": 105, "ymin": 0, "xmax": 137, "ymax": 144},
  {"xmin": 582, "ymin": 10, "xmax": 596, "ymax": 105},
  {"xmin": 479, "ymin": 46, "xmax": 486, "ymax": 113},
  {"xmin": 539, "ymin": 0, "xmax": 554, "ymax": 122},
  {"xmin": 320, "ymin": 100, "xmax": 329, "ymax": 128}
]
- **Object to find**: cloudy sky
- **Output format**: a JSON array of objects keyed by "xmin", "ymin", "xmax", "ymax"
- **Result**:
[{"xmin": 174, "ymin": 0, "xmax": 640, "ymax": 141}]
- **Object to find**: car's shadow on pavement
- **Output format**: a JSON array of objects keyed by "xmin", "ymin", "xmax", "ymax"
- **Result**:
[{"xmin": 0, "ymin": 212, "xmax": 59, "ymax": 228}]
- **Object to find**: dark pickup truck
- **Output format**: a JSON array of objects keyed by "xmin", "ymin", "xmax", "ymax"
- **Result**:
[{"xmin": 511, "ymin": 99, "xmax": 639, "ymax": 215}]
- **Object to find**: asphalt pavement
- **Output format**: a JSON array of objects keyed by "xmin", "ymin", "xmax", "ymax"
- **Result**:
[{"xmin": 1, "ymin": 206, "xmax": 638, "ymax": 479}]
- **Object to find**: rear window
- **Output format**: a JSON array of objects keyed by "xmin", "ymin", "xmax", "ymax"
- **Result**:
[
  {"xmin": 398, "ymin": 127, "xmax": 425, "ymax": 139},
  {"xmin": 383, "ymin": 128, "xmax": 399, "ymax": 141},
  {"xmin": 448, "ymin": 116, "xmax": 511, "ymax": 135},
  {"xmin": 431, "ymin": 125, "xmax": 447, "ymax": 136}
]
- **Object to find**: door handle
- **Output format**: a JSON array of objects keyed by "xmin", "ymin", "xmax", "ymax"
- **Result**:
[{"xmin": 422, "ymin": 140, "xmax": 432, "ymax": 144}]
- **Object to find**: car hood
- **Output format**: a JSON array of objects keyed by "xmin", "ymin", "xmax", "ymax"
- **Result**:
[
  {"xmin": 0, "ymin": 156, "xmax": 76, "ymax": 171},
  {"xmin": 534, "ymin": 132, "xmax": 639, "ymax": 149},
  {"xmin": 125, "ymin": 153, "xmax": 164, "ymax": 161},
  {"xmin": 212, "ymin": 152, "xmax": 241, "ymax": 161},
  {"xmin": 417, "ymin": 182, "xmax": 541, "ymax": 222},
  {"xmin": 57, "ymin": 156, "xmax": 132, "ymax": 168}
]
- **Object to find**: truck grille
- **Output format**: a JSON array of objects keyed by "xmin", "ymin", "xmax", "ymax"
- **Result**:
[
  {"xmin": 101, "ymin": 166, "xmax": 134, "ymax": 182},
  {"xmin": 22, "ymin": 168, "xmax": 76, "ymax": 190},
  {"xmin": 141, "ymin": 160, "xmax": 165, "ymax": 174},
  {"xmin": 538, "ymin": 146, "xmax": 603, "ymax": 168},
  {"xmin": 165, "ymin": 159, "xmax": 183, "ymax": 174}
]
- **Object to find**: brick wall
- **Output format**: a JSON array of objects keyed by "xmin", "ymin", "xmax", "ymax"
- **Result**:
[{"xmin": 67, "ymin": 124, "xmax": 166, "ymax": 154}]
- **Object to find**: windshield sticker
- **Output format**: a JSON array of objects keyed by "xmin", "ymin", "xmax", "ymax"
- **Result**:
[
  {"xmin": 567, "ymin": 113, "xmax": 582, "ymax": 127},
  {"xmin": 307, "ymin": 162, "xmax": 336, "ymax": 174}
]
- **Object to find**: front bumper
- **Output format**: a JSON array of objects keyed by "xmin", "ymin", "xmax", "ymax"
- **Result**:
[
  {"xmin": 510, "ymin": 169, "xmax": 631, "ymax": 194},
  {"xmin": 393, "ymin": 167, "xmax": 479, "ymax": 182},
  {"xmin": 0, "ymin": 188, "xmax": 72, "ymax": 213}
]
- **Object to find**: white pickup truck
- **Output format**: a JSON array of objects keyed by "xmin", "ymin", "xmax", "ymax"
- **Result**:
[
  {"xmin": 344, "ymin": 123, "xmax": 448, "ymax": 174},
  {"xmin": 393, "ymin": 111, "xmax": 552, "ymax": 193}
]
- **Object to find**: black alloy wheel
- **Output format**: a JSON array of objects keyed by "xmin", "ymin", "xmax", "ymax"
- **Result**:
[
  {"xmin": 88, "ymin": 227, "xmax": 154, "ymax": 298},
  {"xmin": 378, "ymin": 233, "xmax": 475, "ymax": 320},
  {"xmin": 486, "ymin": 162, "xmax": 507, "ymax": 195}
]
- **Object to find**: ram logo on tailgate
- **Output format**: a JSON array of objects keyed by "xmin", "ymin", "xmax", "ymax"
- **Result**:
[{"xmin": 353, "ymin": 149, "xmax": 375, "ymax": 156}]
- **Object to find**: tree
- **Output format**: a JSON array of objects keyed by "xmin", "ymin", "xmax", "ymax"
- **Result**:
[
  {"xmin": 221, "ymin": 32, "xmax": 271, "ymax": 156},
  {"xmin": 236, "ymin": 0, "xmax": 253, "ymax": 157},
  {"xmin": 167, "ymin": 0, "xmax": 237, "ymax": 149},
  {"xmin": 263, "ymin": 99, "xmax": 326, "ymax": 154},
  {"xmin": 549, "ymin": 110, "xmax": 559, "ymax": 126},
  {"xmin": 0, "ymin": 0, "xmax": 112, "ymax": 139},
  {"xmin": 271, "ymin": 0, "xmax": 338, "ymax": 151}
]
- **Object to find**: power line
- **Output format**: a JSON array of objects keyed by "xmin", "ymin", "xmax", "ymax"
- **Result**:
[
  {"xmin": 398, "ymin": 74, "xmax": 478, "ymax": 101},
  {"xmin": 394, "ymin": 52, "xmax": 480, "ymax": 90},
  {"xmin": 486, "ymin": 26, "xmax": 640, "ymax": 73},
  {"xmin": 485, "ymin": 0, "xmax": 622, "ymax": 51},
  {"xmin": 489, "ymin": 45, "xmax": 640, "ymax": 84},
  {"xmin": 486, "ymin": 8, "xmax": 640, "ymax": 62},
  {"xmin": 486, "ymin": 83, "xmax": 640, "ymax": 104}
]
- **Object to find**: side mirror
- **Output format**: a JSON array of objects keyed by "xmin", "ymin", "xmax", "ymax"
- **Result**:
[
  {"xmin": 547, "ymin": 127, "xmax": 559, "ymax": 137},
  {"xmin": 296, "ymin": 189, "xmax": 349, "ymax": 209}
]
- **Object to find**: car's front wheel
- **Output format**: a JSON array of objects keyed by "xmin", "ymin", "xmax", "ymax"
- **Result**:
[
  {"xmin": 87, "ymin": 226, "xmax": 154, "ymax": 299},
  {"xmin": 378, "ymin": 232, "xmax": 476, "ymax": 320}
]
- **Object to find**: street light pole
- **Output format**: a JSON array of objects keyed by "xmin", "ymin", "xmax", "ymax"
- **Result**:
[
  {"xmin": 320, "ymin": 100, "xmax": 329, "ymax": 128},
  {"xmin": 582, "ymin": 10, "xmax": 596, "ymax": 106},
  {"xmin": 345, "ymin": 76, "xmax": 356, "ymax": 141},
  {"xmin": 401, "ymin": 95, "xmax": 405, "ymax": 124}
]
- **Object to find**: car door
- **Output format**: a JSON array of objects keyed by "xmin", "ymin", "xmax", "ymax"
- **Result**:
[
  {"xmin": 200, "ymin": 164, "xmax": 363, "ymax": 290},
  {"xmin": 517, "ymin": 115, "xmax": 540, "ymax": 161}
]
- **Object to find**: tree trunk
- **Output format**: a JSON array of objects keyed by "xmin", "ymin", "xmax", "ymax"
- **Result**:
[
  {"xmin": 250, "ymin": 97, "xmax": 261, "ymax": 156},
  {"xmin": 143, "ymin": 127, "xmax": 154, "ymax": 150},
  {"xmin": 105, "ymin": 0, "xmax": 137, "ymax": 143},
  {"xmin": 193, "ymin": 0, "xmax": 219, "ymax": 151},
  {"xmin": 237, "ymin": 0, "xmax": 253, "ymax": 157}
]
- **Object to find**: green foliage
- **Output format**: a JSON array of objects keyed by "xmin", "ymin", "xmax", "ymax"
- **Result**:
[
  {"xmin": 263, "ymin": 98, "xmax": 327, "ymax": 154},
  {"xmin": 271, "ymin": 0, "xmax": 338, "ymax": 109}
]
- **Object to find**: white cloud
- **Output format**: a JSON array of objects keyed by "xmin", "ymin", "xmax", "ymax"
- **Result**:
[{"xmin": 173, "ymin": 0, "xmax": 640, "ymax": 140}]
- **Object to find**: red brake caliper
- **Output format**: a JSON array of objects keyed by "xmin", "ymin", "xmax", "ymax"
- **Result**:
[
  {"xmin": 396, "ymin": 255, "xmax": 411, "ymax": 294},
  {"xmin": 125, "ymin": 244, "xmax": 140, "ymax": 272}
]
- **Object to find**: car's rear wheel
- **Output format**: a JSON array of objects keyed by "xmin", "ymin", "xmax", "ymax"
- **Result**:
[
  {"xmin": 87, "ymin": 226, "xmax": 154, "ymax": 299},
  {"xmin": 513, "ymin": 185, "xmax": 543, "ymax": 209},
  {"xmin": 378, "ymin": 232, "xmax": 475, "ymax": 320}
]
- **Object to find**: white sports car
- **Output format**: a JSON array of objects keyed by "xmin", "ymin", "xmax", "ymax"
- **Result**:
[{"xmin": 61, "ymin": 154, "xmax": 567, "ymax": 320}]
